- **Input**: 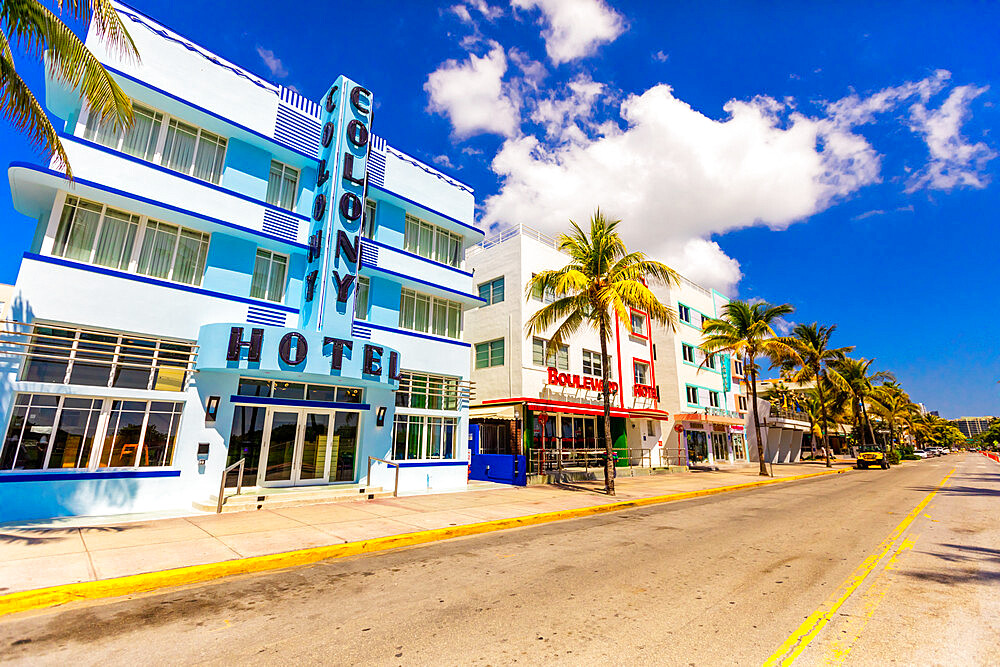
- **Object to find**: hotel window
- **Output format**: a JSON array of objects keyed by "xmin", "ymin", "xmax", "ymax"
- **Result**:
[
  {"xmin": 582, "ymin": 349, "xmax": 606, "ymax": 377},
  {"xmin": 355, "ymin": 276, "xmax": 370, "ymax": 320},
  {"xmin": 686, "ymin": 386, "xmax": 699, "ymax": 405},
  {"xmin": 682, "ymin": 343, "xmax": 695, "ymax": 363},
  {"xmin": 362, "ymin": 199, "xmax": 377, "ymax": 239},
  {"xmin": 634, "ymin": 361, "xmax": 650, "ymax": 386},
  {"xmin": 235, "ymin": 377, "xmax": 362, "ymax": 404},
  {"xmin": 395, "ymin": 372, "xmax": 461, "ymax": 410},
  {"xmin": 708, "ymin": 391, "xmax": 720, "ymax": 408},
  {"xmin": 18, "ymin": 324, "xmax": 196, "ymax": 391},
  {"xmin": 53, "ymin": 196, "xmax": 139, "ymax": 271},
  {"xmin": 84, "ymin": 101, "xmax": 163, "ymax": 161},
  {"xmin": 530, "ymin": 273, "xmax": 557, "ymax": 303},
  {"xmin": 398, "ymin": 288, "xmax": 461, "ymax": 338},
  {"xmin": 737, "ymin": 395, "xmax": 748, "ymax": 411},
  {"xmin": 392, "ymin": 414, "xmax": 457, "ymax": 460},
  {"xmin": 532, "ymin": 337, "xmax": 568, "ymax": 370},
  {"xmin": 266, "ymin": 160, "xmax": 299, "ymax": 211},
  {"xmin": 251, "ymin": 249, "xmax": 288, "ymax": 303},
  {"xmin": 630, "ymin": 311, "xmax": 647, "ymax": 336},
  {"xmin": 733, "ymin": 359, "xmax": 744, "ymax": 376},
  {"xmin": 160, "ymin": 119, "xmax": 228, "ymax": 184},
  {"xmin": 475, "ymin": 338, "xmax": 504, "ymax": 368},
  {"xmin": 704, "ymin": 352, "xmax": 716, "ymax": 370},
  {"xmin": 404, "ymin": 214, "xmax": 462, "ymax": 268},
  {"xmin": 679, "ymin": 304, "xmax": 692, "ymax": 323},
  {"xmin": 0, "ymin": 394, "xmax": 182, "ymax": 471},
  {"xmin": 136, "ymin": 220, "xmax": 209, "ymax": 286},
  {"xmin": 478, "ymin": 277, "xmax": 504, "ymax": 306}
]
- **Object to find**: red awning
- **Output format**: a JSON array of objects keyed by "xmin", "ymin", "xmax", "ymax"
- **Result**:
[{"xmin": 525, "ymin": 400, "xmax": 630, "ymax": 419}]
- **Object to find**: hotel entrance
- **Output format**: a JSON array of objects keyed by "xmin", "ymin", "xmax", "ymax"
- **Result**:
[
  {"xmin": 257, "ymin": 409, "xmax": 360, "ymax": 487},
  {"xmin": 226, "ymin": 377, "xmax": 365, "ymax": 488}
]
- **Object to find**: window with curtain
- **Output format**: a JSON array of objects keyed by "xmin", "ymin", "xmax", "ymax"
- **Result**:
[
  {"xmin": 363, "ymin": 199, "xmax": 377, "ymax": 239},
  {"xmin": 250, "ymin": 249, "xmax": 287, "ymax": 303},
  {"xmin": 391, "ymin": 414, "xmax": 457, "ymax": 460},
  {"xmin": 404, "ymin": 214, "xmax": 463, "ymax": 268},
  {"xmin": 398, "ymin": 289, "xmax": 461, "ymax": 338},
  {"xmin": 53, "ymin": 197, "xmax": 137, "ymax": 271},
  {"xmin": 355, "ymin": 276, "xmax": 369, "ymax": 320},
  {"xmin": 634, "ymin": 361, "xmax": 650, "ymax": 386},
  {"xmin": 84, "ymin": 102, "xmax": 163, "ymax": 161},
  {"xmin": 161, "ymin": 119, "xmax": 227, "ymax": 184},
  {"xmin": 266, "ymin": 160, "xmax": 298, "ymax": 210},
  {"xmin": 136, "ymin": 219, "xmax": 209, "ymax": 286}
]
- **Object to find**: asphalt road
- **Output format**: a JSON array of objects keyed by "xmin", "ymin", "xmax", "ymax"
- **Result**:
[{"xmin": 2, "ymin": 454, "xmax": 997, "ymax": 666}]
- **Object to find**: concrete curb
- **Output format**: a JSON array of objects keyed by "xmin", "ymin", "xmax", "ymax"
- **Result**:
[{"xmin": 0, "ymin": 467, "xmax": 849, "ymax": 618}]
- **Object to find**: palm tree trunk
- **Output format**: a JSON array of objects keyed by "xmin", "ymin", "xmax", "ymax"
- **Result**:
[
  {"xmin": 816, "ymin": 372, "xmax": 833, "ymax": 468},
  {"xmin": 598, "ymin": 321, "xmax": 615, "ymax": 496},
  {"xmin": 860, "ymin": 400, "xmax": 878, "ymax": 447},
  {"xmin": 749, "ymin": 364, "xmax": 769, "ymax": 476}
]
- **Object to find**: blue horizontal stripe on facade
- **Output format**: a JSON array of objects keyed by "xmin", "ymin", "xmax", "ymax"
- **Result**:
[
  {"xmin": 358, "ymin": 320, "xmax": 471, "ymax": 348},
  {"xmin": 368, "ymin": 184, "xmax": 484, "ymax": 237},
  {"xmin": 395, "ymin": 460, "xmax": 469, "ymax": 468},
  {"xmin": 229, "ymin": 396, "xmax": 372, "ymax": 410},
  {"xmin": 246, "ymin": 315, "xmax": 286, "ymax": 325},
  {"xmin": 361, "ymin": 239, "xmax": 473, "ymax": 277},
  {"xmin": 24, "ymin": 253, "xmax": 301, "ymax": 314},
  {"xmin": 60, "ymin": 134, "xmax": 312, "ymax": 224},
  {"xmin": 11, "ymin": 162, "xmax": 309, "ymax": 251},
  {"xmin": 360, "ymin": 262, "xmax": 485, "ymax": 303},
  {"xmin": 103, "ymin": 64, "xmax": 320, "ymax": 163},
  {"xmin": 0, "ymin": 469, "xmax": 181, "ymax": 483}
]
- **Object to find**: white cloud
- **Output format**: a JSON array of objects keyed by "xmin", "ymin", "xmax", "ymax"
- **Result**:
[
  {"xmin": 511, "ymin": 0, "xmax": 625, "ymax": 64},
  {"xmin": 468, "ymin": 0, "xmax": 503, "ymax": 20},
  {"xmin": 424, "ymin": 41, "xmax": 520, "ymax": 138},
  {"xmin": 433, "ymin": 154, "xmax": 456, "ymax": 169},
  {"xmin": 255, "ymin": 46, "xmax": 288, "ymax": 78},
  {"xmin": 530, "ymin": 73, "xmax": 604, "ymax": 141},
  {"xmin": 471, "ymin": 70, "xmax": 986, "ymax": 296},
  {"xmin": 450, "ymin": 4, "xmax": 473, "ymax": 23},
  {"xmin": 907, "ymin": 84, "xmax": 995, "ymax": 191},
  {"xmin": 652, "ymin": 50, "xmax": 669, "ymax": 63}
]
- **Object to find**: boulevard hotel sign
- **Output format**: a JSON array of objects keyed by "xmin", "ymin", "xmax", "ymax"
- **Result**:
[{"xmin": 197, "ymin": 76, "xmax": 400, "ymax": 385}]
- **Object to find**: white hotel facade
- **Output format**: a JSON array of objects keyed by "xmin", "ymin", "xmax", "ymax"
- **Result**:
[{"xmin": 0, "ymin": 3, "xmax": 483, "ymax": 521}]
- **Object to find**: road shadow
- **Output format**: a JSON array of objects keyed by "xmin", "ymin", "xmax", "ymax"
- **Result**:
[
  {"xmin": 904, "ymin": 542, "xmax": 1000, "ymax": 585},
  {"xmin": 906, "ymin": 484, "xmax": 1000, "ymax": 497}
]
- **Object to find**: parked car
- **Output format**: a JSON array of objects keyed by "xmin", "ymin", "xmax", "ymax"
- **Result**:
[{"xmin": 913, "ymin": 450, "xmax": 929, "ymax": 459}]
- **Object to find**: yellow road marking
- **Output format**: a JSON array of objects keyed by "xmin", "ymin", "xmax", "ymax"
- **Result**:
[
  {"xmin": 821, "ymin": 534, "xmax": 918, "ymax": 665},
  {"xmin": 0, "ymin": 467, "xmax": 849, "ymax": 619},
  {"xmin": 762, "ymin": 468, "xmax": 955, "ymax": 667}
]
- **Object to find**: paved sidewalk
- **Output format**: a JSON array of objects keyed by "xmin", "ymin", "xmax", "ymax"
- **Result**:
[{"xmin": 0, "ymin": 462, "xmax": 853, "ymax": 596}]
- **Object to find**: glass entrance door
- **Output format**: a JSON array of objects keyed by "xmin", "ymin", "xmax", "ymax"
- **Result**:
[{"xmin": 257, "ymin": 409, "xmax": 357, "ymax": 487}]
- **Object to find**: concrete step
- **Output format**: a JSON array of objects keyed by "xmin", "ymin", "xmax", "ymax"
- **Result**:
[{"xmin": 193, "ymin": 485, "xmax": 392, "ymax": 513}]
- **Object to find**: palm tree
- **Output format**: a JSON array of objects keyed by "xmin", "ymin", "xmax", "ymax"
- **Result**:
[
  {"xmin": 832, "ymin": 357, "xmax": 893, "ymax": 447},
  {"xmin": 701, "ymin": 301, "xmax": 794, "ymax": 476},
  {"xmin": 786, "ymin": 323, "xmax": 854, "ymax": 468},
  {"xmin": 1, "ymin": 0, "xmax": 138, "ymax": 177},
  {"xmin": 525, "ymin": 209, "xmax": 679, "ymax": 496},
  {"xmin": 870, "ymin": 384, "xmax": 918, "ymax": 453}
]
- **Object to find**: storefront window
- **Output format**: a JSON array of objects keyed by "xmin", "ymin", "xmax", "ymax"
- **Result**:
[
  {"xmin": 0, "ymin": 394, "xmax": 59, "ymax": 470},
  {"xmin": 332, "ymin": 412, "xmax": 359, "ymax": 481},
  {"xmin": 686, "ymin": 430, "xmax": 709, "ymax": 464}
]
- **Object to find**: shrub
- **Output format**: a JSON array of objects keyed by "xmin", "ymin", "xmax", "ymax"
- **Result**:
[{"xmin": 887, "ymin": 449, "xmax": 901, "ymax": 465}]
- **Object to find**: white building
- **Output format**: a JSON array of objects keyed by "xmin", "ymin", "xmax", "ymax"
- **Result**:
[{"xmin": 464, "ymin": 225, "xmax": 670, "ymax": 479}]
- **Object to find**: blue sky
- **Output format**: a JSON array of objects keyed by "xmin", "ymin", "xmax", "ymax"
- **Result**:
[{"xmin": 1, "ymin": 0, "xmax": 997, "ymax": 418}]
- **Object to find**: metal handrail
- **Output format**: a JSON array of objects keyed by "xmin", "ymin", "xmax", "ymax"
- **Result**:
[
  {"xmin": 367, "ymin": 456, "xmax": 401, "ymax": 497},
  {"xmin": 216, "ymin": 458, "xmax": 245, "ymax": 513}
]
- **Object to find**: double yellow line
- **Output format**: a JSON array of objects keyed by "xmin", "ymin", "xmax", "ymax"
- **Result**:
[
  {"xmin": 762, "ymin": 467, "xmax": 955, "ymax": 666},
  {"xmin": 0, "ymin": 467, "xmax": 848, "ymax": 618}
]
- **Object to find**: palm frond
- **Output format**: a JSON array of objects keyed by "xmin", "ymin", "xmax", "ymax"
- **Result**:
[{"xmin": 0, "ymin": 32, "xmax": 71, "ymax": 175}]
